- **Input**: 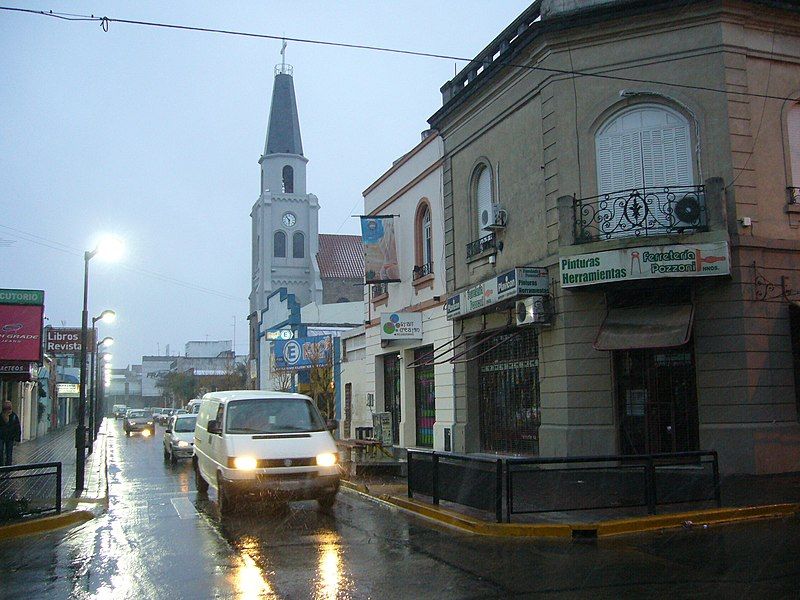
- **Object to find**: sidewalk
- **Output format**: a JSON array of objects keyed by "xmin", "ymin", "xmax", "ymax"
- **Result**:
[
  {"xmin": 341, "ymin": 470, "xmax": 800, "ymax": 539},
  {"xmin": 0, "ymin": 420, "xmax": 108, "ymax": 539}
]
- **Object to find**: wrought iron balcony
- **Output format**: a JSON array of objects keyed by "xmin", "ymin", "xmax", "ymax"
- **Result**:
[
  {"xmin": 573, "ymin": 185, "xmax": 708, "ymax": 244},
  {"xmin": 466, "ymin": 232, "xmax": 496, "ymax": 259},
  {"xmin": 412, "ymin": 262, "xmax": 434, "ymax": 280},
  {"xmin": 371, "ymin": 282, "xmax": 388, "ymax": 299},
  {"xmin": 789, "ymin": 187, "xmax": 799, "ymax": 205}
]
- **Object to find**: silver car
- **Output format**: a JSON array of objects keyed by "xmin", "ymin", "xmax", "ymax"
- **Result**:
[{"xmin": 163, "ymin": 414, "xmax": 197, "ymax": 464}]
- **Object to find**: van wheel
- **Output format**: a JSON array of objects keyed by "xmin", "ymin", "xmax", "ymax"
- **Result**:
[
  {"xmin": 125, "ymin": 430, "xmax": 130, "ymax": 437},
  {"xmin": 169, "ymin": 449, "xmax": 177, "ymax": 465},
  {"xmin": 317, "ymin": 491, "xmax": 337, "ymax": 510},
  {"xmin": 217, "ymin": 472, "xmax": 235, "ymax": 515},
  {"xmin": 194, "ymin": 459, "xmax": 209, "ymax": 494}
]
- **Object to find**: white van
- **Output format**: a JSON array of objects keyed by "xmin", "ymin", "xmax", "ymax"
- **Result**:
[
  {"xmin": 186, "ymin": 399, "xmax": 202, "ymax": 414},
  {"xmin": 193, "ymin": 390, "xmax": 340, "ymax": 514}
]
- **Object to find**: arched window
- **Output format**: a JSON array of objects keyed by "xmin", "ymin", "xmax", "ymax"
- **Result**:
[
  {"xmin": 473, "ymin": 164, "xmax": 493, "ymax": 235},
  {"xmin": 414, "ymin": 200, "xmax": 433, "ymax": 278},
  {"xmin": 282, "ymin": 165, "xmax": 294, "ymax": 193},
  {"xmin": 273, "ymin": 231, "xmax": 286, "ymax": 258},
  {"xmin": 595, "ymin": 104, "xmax": 696, "ymax": 235},
  {"xmin": 789, "ymin": 103, "xmax": 800, "ymax": 188},
  {"xmin": 292, "ymin": 231, "xmax": 304, "ymax": 258}
]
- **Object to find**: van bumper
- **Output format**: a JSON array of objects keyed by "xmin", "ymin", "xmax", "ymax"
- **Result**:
[{"xmin": 221, "ymin": 471, "xmax": 340, "ymax": 499}]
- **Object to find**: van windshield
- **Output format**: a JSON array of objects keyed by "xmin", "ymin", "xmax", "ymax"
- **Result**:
[{"xmin": 225, "ymin": 398, "xmax": 327, "ymax": 434}]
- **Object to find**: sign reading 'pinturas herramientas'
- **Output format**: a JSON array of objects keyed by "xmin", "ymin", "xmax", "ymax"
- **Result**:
[{"xmin": 560, "ymin": 242, "xmax": 730, "ymax": 288}]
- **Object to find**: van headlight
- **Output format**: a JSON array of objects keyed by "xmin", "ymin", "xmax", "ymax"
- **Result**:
[
  {"xmin": 177, "ymin": 440, "xmax": 190, "ymax": 448},
  {"xmin": 232, "ymin": 456, "xmax": 258, "ymax": 470},
  {"xmin": 316, "ymin": 453, "xmax": 337, "ymax": 467}
]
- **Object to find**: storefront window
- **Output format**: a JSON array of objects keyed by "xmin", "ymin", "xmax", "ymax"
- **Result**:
[
  {"xmin": 414, "ymin": 346, "xmax": 435, "ymax": 448},
  {"xmin": 477, "ymin": 328, "xmax": 540, "ymax": 454}
]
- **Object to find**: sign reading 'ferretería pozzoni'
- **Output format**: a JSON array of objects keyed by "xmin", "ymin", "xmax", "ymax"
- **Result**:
[{"xmin": 560, "ymin": 242, "xmax": 730, "ymax": 288}]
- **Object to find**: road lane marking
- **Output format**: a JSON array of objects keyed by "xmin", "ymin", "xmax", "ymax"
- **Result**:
[{"xmin": 171, "ymin": 497, "xmax": 199, "ymax": 519}]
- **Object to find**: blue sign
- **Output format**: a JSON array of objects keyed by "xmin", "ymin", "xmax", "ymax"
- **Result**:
[{"xmin": 272, "ymin": 336, "xmax": 331, "ymax": 371}]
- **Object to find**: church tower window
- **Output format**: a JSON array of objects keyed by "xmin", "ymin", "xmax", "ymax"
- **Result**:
[
  {"xmin": 282, "ymin": 165, "xmax": 294, "ymax": 193},
  {"xmin": 274, "ymin": 231, "xmax": 286, "ymax": 258},
  {"xmin": 293, "ymin": 231, "xmax": 305, "ymax": 258}
]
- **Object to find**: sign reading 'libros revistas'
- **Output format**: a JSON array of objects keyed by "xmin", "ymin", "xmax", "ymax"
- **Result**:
[{"xmin": 560, "ymin": 242, "xmax": 730, "ymax": 288}]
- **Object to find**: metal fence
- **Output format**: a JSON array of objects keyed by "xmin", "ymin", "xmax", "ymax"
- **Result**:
[
  {"xmin": 0, "ymin": 462, "xmax": 62, "ymax": 523},
  {"xmin": 407, "ymin": 450, "xmax": 720, "ymax": 523}
]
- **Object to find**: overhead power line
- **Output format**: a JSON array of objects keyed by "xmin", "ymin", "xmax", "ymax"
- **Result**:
[
  {"xmin": 1, "ymin": 5, "xmax": 797, "ymax": 103},
  {"xmin": 0, "ymin": 224, "xmax": 248, "ymax": 303}
]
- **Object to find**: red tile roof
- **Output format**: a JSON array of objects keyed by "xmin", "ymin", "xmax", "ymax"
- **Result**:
[{"xmin": 317, "ymin": 234, "xmax": 364, "ymax": 279}]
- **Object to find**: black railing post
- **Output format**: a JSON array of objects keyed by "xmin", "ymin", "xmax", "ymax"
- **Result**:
[
  {"xmin": 495, "ymin": 459, "xmax": 503, "ymax": 523},
  {"xmin": 712, "ymin": 452, "xmax": 722, "ymax": 508},
  {"xmin": 646, "ymin": 455, "xmax": 656, "ymax": 514},
  {"xmin": 506, "ymin": 461, "xmax": 513, "ymax": 524},
  {"xmin": 432, "ymin": 453, "xmax": 440, "ymax": 506},
  {"xmin": 407, "ymin": 451, "xmax": 413, "ymax": 499},
  {"xmin": 56, "ymin": 462, "xmax": 62, "ymax": 514}
]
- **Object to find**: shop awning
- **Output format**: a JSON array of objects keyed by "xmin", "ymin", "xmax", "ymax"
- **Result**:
[{"xmin": 594, "ymin": 304, "xmax": 694, "ymax": 351}]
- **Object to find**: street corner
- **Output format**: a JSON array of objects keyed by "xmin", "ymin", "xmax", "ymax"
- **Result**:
[{"xmin": 0, "ymin": 508, "xmax": 95, "ymax": 540}]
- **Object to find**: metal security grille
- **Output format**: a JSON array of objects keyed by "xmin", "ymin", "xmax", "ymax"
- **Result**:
[
  {"xmin": 615, "ymin": 344, "xmax": 699, "ymax": 455},
  {"xmin": 414, "ymin": 346, "xmax": 435, "ymax": 448},
  {"xmin": 478, "ymin": 328, "xmax": 540, "ymax": 455},
  {"xmin": 383, "ymin": 354, "xmax": 401, "ymax": 444}
]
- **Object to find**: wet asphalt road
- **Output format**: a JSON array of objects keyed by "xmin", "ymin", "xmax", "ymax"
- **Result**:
[{"xmin": 2, "ymin": 419, "xmax": 800, "ymax": 599}]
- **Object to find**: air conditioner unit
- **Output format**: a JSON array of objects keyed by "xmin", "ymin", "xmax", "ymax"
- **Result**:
[
  {"xmin": 483, "ymin": 205, "xmax": 508, "ymax": 231},
  {"xmin": 516, "ymin": 296, "xmax": 551, "ymax": 326}
]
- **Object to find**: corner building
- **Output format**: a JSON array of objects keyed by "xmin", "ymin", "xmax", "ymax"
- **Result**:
[{"xmin": 431, "ymin": 0, "xmax": 800, "ymax": 473}]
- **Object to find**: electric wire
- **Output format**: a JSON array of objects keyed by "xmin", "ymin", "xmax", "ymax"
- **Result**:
[
  {"xmin": 0, "ymin": 224, "xmax": 248, "ymax": 303},
  {"xmin": 1, "ymin": 5, "xmax": 798, "ymax": 103}
]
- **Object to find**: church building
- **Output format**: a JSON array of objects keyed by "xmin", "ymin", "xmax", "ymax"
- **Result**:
[{"xmin": 248, "ymin": 53, "xmax": 363, "ymax": 389}]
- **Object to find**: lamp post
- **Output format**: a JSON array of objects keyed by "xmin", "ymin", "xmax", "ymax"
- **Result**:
[
  {"xmin": 88, "ymin": 313, "xmax": 115, "ymax": 452},
  {"xmin": 76, "ymin": 237, "xmax": 122, "ymax": 494}
]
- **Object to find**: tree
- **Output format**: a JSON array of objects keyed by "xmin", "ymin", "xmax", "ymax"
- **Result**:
[
  {"xmin": 304, "ymin": 336, "xmax": 334, "ymax": 420},
  {"xmin": 156, "ymin": 371, "xmax": 198, "ymax": 406}
]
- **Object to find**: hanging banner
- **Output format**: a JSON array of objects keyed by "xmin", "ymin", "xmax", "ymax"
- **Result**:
[{"xmin": 361, "ymin": 216, "xmax": 400, "ymax": 283}]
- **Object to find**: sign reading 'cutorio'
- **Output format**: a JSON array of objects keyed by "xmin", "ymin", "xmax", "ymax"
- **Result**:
[{"xmin": 560, "ymin": 242, "xmax": 730, "ymax": 288}]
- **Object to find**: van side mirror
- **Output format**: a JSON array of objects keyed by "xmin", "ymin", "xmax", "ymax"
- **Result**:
[
  {"xmin": 326, "ymin": 419, "xmax": 338, "ymax": 432},
  {"xmin": 208, "ymin": 420, "xmax": 221, "ymax": 435},
  {"xmin": 165, "ymin": 428, "xmax": 172, "ymax": 434}
]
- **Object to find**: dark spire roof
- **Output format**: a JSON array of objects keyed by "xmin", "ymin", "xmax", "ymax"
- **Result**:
[{"xmin": 264, "ymin": 72, "xmax": 303, "ymax": 156}]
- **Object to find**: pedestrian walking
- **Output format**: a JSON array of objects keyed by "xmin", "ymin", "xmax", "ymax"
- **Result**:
[{"xmin": 0, "ymin": 400, "xmax": 22, "ymax": 466}]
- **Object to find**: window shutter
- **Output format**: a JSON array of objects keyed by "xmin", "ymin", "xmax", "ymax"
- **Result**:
[
  {"xmin": 476, "ymin": 167, "xmax": 493, "ymax": 232},
  {"xmin": 789, "ymin": 104, "xmax": 800, "ymax": 185}
]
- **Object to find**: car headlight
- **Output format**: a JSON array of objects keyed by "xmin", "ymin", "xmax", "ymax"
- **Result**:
[
  {"xmin": 177, "ymin": 440, "xmax": 190, "ymax": 448},
  {"xmin": 141, "ymin": 429, "xmax": 151, "ymax": 437},
  {"xmin": 232, "ymin": 456, "xmax": 257, "ymax": 470},
  {"xmin": 147, "ymin": 421, "xmax": 153, "ymax": 425},
  {"xmin": 316, "ymin": 453, "xmax": 337, "ymax": 467}
]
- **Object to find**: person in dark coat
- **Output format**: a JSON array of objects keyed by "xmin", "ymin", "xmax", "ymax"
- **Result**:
[{"xmin": 0, "ymin": 400, "xmax": 22, "ymax": 466}]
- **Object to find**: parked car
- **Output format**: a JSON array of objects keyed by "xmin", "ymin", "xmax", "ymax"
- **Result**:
[
  {"xmin": 112, "ymin": 404, "xmax": 128, "ymax": 419},
  {"xmin": 124, "ymin": 409, "xmax": 155, "ymax": 437},
  {"xmin": 163, "ymin": 413, "xmax": 197, "ymax": 464},
  {"xmin": 193, "ymin": 391, "xmax": 340, "ymax": 514}
]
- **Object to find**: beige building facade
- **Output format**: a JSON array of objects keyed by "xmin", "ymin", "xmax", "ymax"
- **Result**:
[{"xmin": 430, "ymin": 0, "xmax": 800, "ymax": 473}]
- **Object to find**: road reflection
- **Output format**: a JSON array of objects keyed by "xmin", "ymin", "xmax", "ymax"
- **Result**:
[
  {"xmin": 315, "ymin": 533, "xmax": 345, "ymax": 600},
  {"xmin": 233, "ymin": 545, "xmax": 275, "ymax": 599}
]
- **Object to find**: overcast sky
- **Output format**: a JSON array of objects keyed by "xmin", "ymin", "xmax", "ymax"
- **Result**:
[{"xmin": 0, "ymin": 1, "xmax": 530, "ymax": 369}]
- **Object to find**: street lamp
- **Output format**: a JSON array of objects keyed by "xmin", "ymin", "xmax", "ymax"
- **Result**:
[
  {"xmin": 88, "ymin": 329, "xmax": 114, "ymax": 447},
  {"xmin": 76, "ymin": 236, "xmax": 123, "ymax": 494},
  {"xmin": 88, "ymin": 314, "xmax": 115, "ymax": 448}
]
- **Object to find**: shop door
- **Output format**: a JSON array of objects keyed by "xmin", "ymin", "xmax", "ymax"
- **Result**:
[
  {"xmin": 478, "ymin": 328, "xmax": 541, "ymax": 455},
  {"xmin": 383, "ymin": 354, "xmax": 401, "ymax": 445},
  {"xmin": 414, "ymin": 346, "xmax": 435, "ymax": 448},
  {"xmin": 615, "ymin": 344, "xmax": 699, "ymax": 455}
]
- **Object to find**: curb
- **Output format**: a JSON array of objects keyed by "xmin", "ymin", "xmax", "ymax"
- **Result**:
[
  {"xmin": 0, "ymin": 510, "xmax": 94, "ymax": 540},
  {"xmin": 343, "ymin": 483, "xmax": 800, "ymax": 539}
]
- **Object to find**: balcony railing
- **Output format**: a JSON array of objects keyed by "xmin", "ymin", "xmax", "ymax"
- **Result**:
[
  {"xmin": 789, "ymin": 187, "xmax": 799, "ymax": 205},
  {"xmin": 371, "ymin": 282, "xmax": 388, "ymax": 299},
  {"xmin": 466, "ymin": 232, "xmax": 496, "ymax": 259},
  {"xmin": 412, "ymin": 262, "xmax": 434, "ymax": 280},
  {"xmin": 574, "ymin": 185, "xmax": 708, "ymax": 244}
]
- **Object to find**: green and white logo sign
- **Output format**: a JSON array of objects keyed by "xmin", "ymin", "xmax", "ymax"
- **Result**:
[
  {"xmin": 560, "ymin": 242, "xmax": 730, "ymax": 288},
  {"xmin": 380, "ymin": 312, "xmax": 423, "ymax": 340}
]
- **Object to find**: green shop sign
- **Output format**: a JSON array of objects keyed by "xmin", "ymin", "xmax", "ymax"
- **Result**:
[{"xmin": 0, "ymin": 289, "xmax": 45, "ymax": 305}]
